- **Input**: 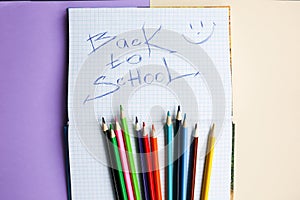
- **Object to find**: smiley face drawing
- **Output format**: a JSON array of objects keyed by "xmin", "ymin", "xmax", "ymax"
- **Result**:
[{"xmin": 182, "ymin": 21, "xmax": 216, "ymax": 45}]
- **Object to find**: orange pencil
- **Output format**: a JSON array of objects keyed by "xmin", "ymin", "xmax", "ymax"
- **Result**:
[
  {"xmin": 142, "ymin": 122, "xmax": 156, "ymax": 200},
  {"xmin": 150, "ymin": 124, "xmax": 162, "ymax": 200}
]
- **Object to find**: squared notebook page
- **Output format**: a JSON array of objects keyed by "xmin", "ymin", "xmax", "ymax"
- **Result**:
[{"xmin": 68, "ymin": 8, "xmax": 232, "ymax": 200}]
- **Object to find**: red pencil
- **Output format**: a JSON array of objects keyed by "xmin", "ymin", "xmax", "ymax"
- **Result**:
[
  {"xmin": 150, "ymin": 124, "xmax": 162, "ymax": 200},
  {"xmin": 142, "ymin": 122, "xmax": 156, "ymax": 200}
]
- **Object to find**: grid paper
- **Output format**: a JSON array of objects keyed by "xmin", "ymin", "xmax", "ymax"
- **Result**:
[{"xmin": 68, "ymin": 8, "xmax": 232, "ymax": 200}]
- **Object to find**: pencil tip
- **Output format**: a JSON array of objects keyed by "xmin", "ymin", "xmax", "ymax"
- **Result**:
[
  {"xmin": 167, "ymin": 111, "xmax": 170, "ymax": 116},
  {"xmin": 120, "ymin": 105, "xmax": 123, "ymax": 111},
  {"xmin": 151, "ymin": 124, "xmax": 156, "ymax": 137},
  {"xmin": 178, "ymin": 105, "xmax": 181, "ymax": 111},
  {"xmin": 102, "ymin": 117, "xmax": 105, "ymax": 124},
  {"xmin": 143, "ymin": 122, "xmax": 145, "ymax": 127},
  {"xmin": 210, "ymin": 123, "xmax": 215, "ymax": 135},
  {"xmin": 109, "ymin": 124, "xmax": 113, "ymax": 130},
  {"xmin": 194, "ymin": 123, "xmax": 199, "ymax": 137},
  {"xmin": 176, "ymin": 106, "xmax": 182, "ymax": 120},
  {"xmin": 184, "ymin": 113, "xmax": 186, "ymax": 121},
  {"xmin": 135, "ymin": 116, "xmax": 138, "ymax": 123}
]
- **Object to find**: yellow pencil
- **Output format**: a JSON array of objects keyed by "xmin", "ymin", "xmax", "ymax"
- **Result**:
[{"xmin": 200, "ymin": 124, "xmax": 216, "ymax": 200}]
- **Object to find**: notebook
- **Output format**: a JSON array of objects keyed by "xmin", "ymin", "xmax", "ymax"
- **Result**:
[{"xmin": 68, "ymin": 7, "xmax": 232, "ymax": 200}]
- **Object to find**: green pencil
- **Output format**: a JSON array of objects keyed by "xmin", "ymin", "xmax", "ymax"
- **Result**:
[
  {"xmin": 109, "ymin": 124, "xmax": 128, "ymax": 200},
  {"xmin": 120, "ymin": 105, "xmax": 141, "ymax": 200}
]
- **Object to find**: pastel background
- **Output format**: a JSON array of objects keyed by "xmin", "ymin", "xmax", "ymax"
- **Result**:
[
  {"xmin": 1, "ymin": 0, "xmax": 300, "ymax": 200},
  {"xmin": 152, "ymin": 0, "xmax": 300, "ymax": 199}
]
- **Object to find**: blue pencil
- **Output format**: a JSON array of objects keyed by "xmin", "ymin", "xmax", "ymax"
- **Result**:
[
  {"xmin": 179, "ymin": 114, "xmax": 188, "ymax": 200},
  {"xmin": 173, "ymin": 106, "xmax": 182, "ymax": 199},
  {"xmin": 135, "ymin": 117, "xmax": 150, "ymax": 200},
  {"xmin": 165, "ymin": 111, "xmax": 173, "ymax": 200}
]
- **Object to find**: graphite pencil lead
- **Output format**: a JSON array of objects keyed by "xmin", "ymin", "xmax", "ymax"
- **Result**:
[
  {"xmin": 135, "ymin": 117, "xmax": 140, "ymax": 131},
  {"xmin": 101, "ymin": 117, "xmax": 108, "ymax": 132},
  {"xmin": 176, "ymin": 106, "xmax": 182, "ymax": 121},
  {"xmin": 167, "ymin": 111, "xmax": 170, "ymax": 116},
  {"xmin": 178, "ymin": 105, "xmax": 180, "ymax": 112}
]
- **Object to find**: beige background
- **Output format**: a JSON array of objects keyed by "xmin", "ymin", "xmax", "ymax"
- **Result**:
[{"xmin": 151, "ymin": 1, "xmax": 300, "ymax": 199}]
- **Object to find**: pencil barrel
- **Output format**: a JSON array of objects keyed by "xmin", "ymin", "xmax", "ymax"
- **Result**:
[{"xmin": 166, "ymin": 125, "xmax": 173, "ymax": 200}]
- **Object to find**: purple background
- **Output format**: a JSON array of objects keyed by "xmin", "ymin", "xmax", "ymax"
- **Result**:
[{"xmin": 0, "ymin": 1, "xmax": 149, "ymax": 199}]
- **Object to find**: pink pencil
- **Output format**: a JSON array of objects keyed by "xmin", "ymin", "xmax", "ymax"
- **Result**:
[{"xmin": 114, "ymin": 118, "xmax": 135, "ymax": 200}]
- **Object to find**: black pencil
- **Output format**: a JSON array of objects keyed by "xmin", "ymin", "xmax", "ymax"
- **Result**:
[
  {"xmin": 173, "ymin": 105, "xmax": 182, "ymax": 199},
  {"xmin": 101, "ymin": 117, "xmax": 125, "ymax": 200},
  {"xmin": 187, "ymin": 123, "xmax": 199, "ymax": 200}
]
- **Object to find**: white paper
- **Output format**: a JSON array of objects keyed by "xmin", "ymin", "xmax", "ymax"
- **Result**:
[{"xmin": 68, "ymin": 7, "xmax": 232, "ymax": 200}]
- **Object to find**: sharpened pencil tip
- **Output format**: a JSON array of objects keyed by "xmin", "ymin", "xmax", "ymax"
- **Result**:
[
  {"xmin": 182, "ymin": 113, "xmax": 187, "ymax": 127},
  {"xmin": 109, "ymin": 124, "xmax": 113, "ymax": 130},
  {"xmin": 143, "ymin": 122, "xmax": 145, "ymax": 127},
  {"xmin": 176, "ymin": 105, "xmax": 182, "ymax": 120},
  {"xmin": 166, "ymin": 111, "xmax": 172, "ymax": 125},
  {"xmin": 178, "ymin": 105, "xmax": 180, "ymax": 111},
  {"xmin": 211, "ymin": 123, "xmax": 215, "ymax": 131},
  {"xmin": 102, "ymin": 117, "xmax": 105, "ymax": 124},
  {"xmin": 210, "ymin": 123, "xmax": 215, "ymax": 136},
  {"xmin": 151, "ymin": 124, "xmax": 156, "ymax": 137},
  {"xmin": 194, "ymin": 123, "xmax": 199, "ymax": 137},
  {"xmin": 120, "ymin": 105, "xmax": 125, "ymax": 119},
  {"xmin": 135, "ymin": 116, "xmax": 138, "ymax": 124}
]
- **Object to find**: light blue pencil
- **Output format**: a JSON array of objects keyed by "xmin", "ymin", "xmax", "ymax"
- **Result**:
[
  {"xmin": 179, "ymin": 114, "xmax": 188, "ymax": 200},
  {"xmin": 165, "ymin": 111, "xmax": 173, "ymax": 200}
]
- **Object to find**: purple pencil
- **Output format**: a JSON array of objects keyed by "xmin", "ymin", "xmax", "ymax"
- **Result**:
[{"xmin": 135, "ymin": 117, "xmax": 150, "ymax": 200}]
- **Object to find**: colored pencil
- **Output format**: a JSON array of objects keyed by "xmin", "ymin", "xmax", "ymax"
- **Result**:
[
  {"xmin": 165, "ymin": 111, "xmax": 173, "ymax": 200},
  {"xmin": 200, "ymin": 124, "xmax": 216, "ymax": 200},
  {"xmin": 173, "ymin": 105, "xmax": 182, "ymax": 199},
  {"xmin": 120, "ymin": 105, "xmax": 141, "ymax": 200},
  {"xmin": 114, "ymin": 119, "xmax": 135, "ymax": 200},
  {"xmin": 179, "ymin": 114, "xmax": 188, "ymax": 200},
  {"xmin": 142, "ymin": 122, "xmax": 156, "ymax": 200},
  {"xmin": 150, "ymin": 124, "xmax": 162, "ymax": 200},
  {"xmin": 186, "ymin": 123, "xmax": 199, "ymax": 200},
  {"xmin": 105, "ymin": 123, "xmax": 129, "ymax": 200},
  {"xmin": 101, "ymin": 118, "xmax": 122, "ymax": 200},
  {"xmin": 135, "ymin": 117, "xmax": 150, "ymax": 200}
]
